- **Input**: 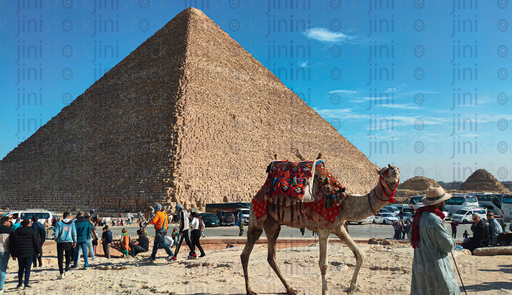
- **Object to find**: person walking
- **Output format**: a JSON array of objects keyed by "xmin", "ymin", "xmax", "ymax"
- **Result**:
[
  {"xmin": 171, "ymin": 204, "xmax": 194, "ymax": 261},
  {"xmin": 77, "ymin": 214, "xmax": 97, "ymax": 262},
  {"xmin": 404, "ymin": 220, "xmax": 411, "ymax": 240},
  {"xmin": 10, "ymin": 219, "xmax": 40, "ymax": 289},
  {"xmin": 411, "ymin": 187, "xmax": 461, "ymax": 295},
  {"xmin": 400, "ymin": 221, "xmax": 405, "ymax": 240},
  {"xmin": 450, "ymin": 220, "xmax": 458, "ymax": 239},
  {"xmin": 54, "ymin": 212, "xmax": 77, "ymax": 279},
  {"xmin": 487, "ymin": 212, "xmax": 503, "ymax": 246},
  {"xmin": 393, "ymin": 221, "xmax": 400, "ymax": 239},
  {"xmin": 148, "ymin": 204, "xmax": 173, "ymax": 261},
  {"xmin": 101, "ymin": 226, "xmax": 113, "ymax": 259},
  {"xmin": 31, "ymin": 216, "xmax": 46, "ymax": 268},
  {"xmin": 190, "ymin": 213, "xmax": 205, "ymax": 258},
  {"xmin": 131, "ymin": 230, "xmax": 149, "ymax": 257},
  {"xmin": 72, "ymin": 211, "xmax": 92, "ymax": 269},
  {"xmin": 0, "ymin": 216, "xmax": 14, "ymax": 293}
]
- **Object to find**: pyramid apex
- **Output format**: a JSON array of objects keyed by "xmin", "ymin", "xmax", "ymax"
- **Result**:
[{"xmin": 182, "ymin": 6, "xmax": 208, "ymax": 18}]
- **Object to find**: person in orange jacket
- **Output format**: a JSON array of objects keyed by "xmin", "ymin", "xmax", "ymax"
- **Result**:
[
  {"xmin": 120, "ymin": 229, "xmax": 130, "ymax": 257},
  {"xmin": 148, "ymin": 204, "xmax": 173, "ymax": 261}
]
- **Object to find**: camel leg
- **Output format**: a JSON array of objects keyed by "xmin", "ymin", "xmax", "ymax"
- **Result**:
[
  {"xmin": 317, "ymin": 228, "xmax": 330, "ymax": 295},
  {"xmin": 333, "ymin": 224, "xmax": 365, "ymax": 294},
  {"xmin": 264, "ymin": 218, "xmax": 296, "ymax": 295},
  {"xmin": 241, "ymin": 222, "xmax": 263, "ymax": 295}
]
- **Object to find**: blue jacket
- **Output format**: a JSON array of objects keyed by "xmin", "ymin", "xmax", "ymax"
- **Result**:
[
  {"xmin": 74, "ymin": 217, "xmax": 92, "ymax": 242},
  {"xmin": 54, "ymin": 219, "xmax": 77, "ymax": 244}
]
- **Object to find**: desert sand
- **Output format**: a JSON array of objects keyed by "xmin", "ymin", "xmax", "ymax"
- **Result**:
[{"xmin": 2, "ymin": 240, "xmax": 512, "ymax": 294}]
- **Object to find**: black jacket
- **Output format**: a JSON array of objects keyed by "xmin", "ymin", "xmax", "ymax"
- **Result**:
[
  {"xmin": 137, "ymin": 234, "xmax": 149, "ymax": 251},
  {"xmin": 11, "ymin": 226, "xmax": 40, "ymax": 259},
  {"xmin": 472, "ymin": 219, "xmax": 490, "ymax": 250},
  {"xmin": 102, "ymin": 230, "xmax": 113, "ymax": 244}
]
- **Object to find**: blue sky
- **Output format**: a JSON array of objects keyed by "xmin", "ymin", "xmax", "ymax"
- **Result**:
[{"xmin": 1, "ymin": 0, "xmax": 512, "ymax": 182}]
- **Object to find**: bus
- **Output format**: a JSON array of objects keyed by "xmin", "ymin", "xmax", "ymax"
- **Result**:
[
  {"xmin": 475, "ymin": 193, "xmax": 503, "ymax": 216},
  {"xmin": 407, "ymin": 195, "xmax": 425, "ymax": 210},
  {"xmin": 444, "ymin": 193, "xmax": 479, "ymax": 215},
  {"xmin": 501, "ymin": 194, "xmax": 512, "ymax": 222}
]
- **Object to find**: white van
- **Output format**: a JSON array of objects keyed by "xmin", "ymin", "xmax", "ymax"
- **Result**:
[
  {"xmin": 236, "ymin": 209, "xmax": 250, "ymax": 225},
  {"xmin": 444, "ymin": 193, "xmax": 479, "ymax": 215},
  {"xmin": 3, "ymin": 210, "xmax": 53, "ymax": 224}
]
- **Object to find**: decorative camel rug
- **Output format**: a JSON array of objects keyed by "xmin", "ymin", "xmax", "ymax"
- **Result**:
[{"xmin": 252, "ymin": 160, "xmax": 345, "ymax": 224}]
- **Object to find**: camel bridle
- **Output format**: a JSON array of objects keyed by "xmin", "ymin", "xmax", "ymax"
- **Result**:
[{"xmin": 368, "ymin": 166, "xmax": 400, "ymax": 215}]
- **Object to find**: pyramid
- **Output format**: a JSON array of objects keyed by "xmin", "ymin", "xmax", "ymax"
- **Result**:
[
  {"xmin": 0, "ymin": 8, "xmax": 378, "ymax": 212},
  {"xmin": 400, "ymin": 176, "xmax": 439, "ymax": 191},
  {"xmin": 460, "ymin": 169, "xmax": 510, "ymax": 194}
]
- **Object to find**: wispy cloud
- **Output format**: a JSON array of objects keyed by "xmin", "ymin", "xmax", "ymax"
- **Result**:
[
  {"xmin": 298, "ymin": 61, "xmax": 309, "ymax": 67},
  {"xmin": 303, "ymin": 28, "xmax": 355, "ymax": 43},
  {"xmin": 380, "ymin": 103, "xmax": 423, "ymax": 110},
  {"xmin": 329, "ymin": 89, "xmax": 358, "ymax": 95}
]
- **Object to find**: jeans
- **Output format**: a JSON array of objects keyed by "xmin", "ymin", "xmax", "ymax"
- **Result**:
[
  {"xmin": 151, "ymin": 229, "xmax": 173, "ymax": 259},
  {"xmin": 57, "ymin": 242, "xmax": 73, "ymax": 275},
  {"xmin": 78, "ymin": 239, "xmax": 95, "ymax": 260},
  {"xmin": 17, "ymin": 256, "xmax": 33, "ymax": 287},
  {"xmin": 74, "ymin": 241, "xmax": 88, "ymax": 267},
  {"xmin": 0, "ymin": 252, "xmax": 9, "ymax": 290}
]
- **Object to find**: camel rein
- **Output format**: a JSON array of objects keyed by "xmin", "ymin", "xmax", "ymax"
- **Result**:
[{"xmin": 368, "ymin": 171, "xmax": 400, "ymax": 215}]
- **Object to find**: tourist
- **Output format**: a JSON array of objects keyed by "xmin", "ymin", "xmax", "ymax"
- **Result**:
[
  {"xmin": 77, "ymin": 214, "xmax": 97, "ymax": 262},
  {"xmin": 199, "ymin": 214, "xmax": 205, "ymax": 238},
  {"xmin": 404, "ymin": 220, "xmax": 411, "ymax": 240},
  {"xmin": 393, "ymin": 221, "xmax": 400, "ymax": 239},
  {"xmin": 400, "ymin": 221, "xmax": 405, "ymax": 240},
  {"xmin": 148, "ymin": 204, "xmax": 173, "ymax": 261},
  {"xmin": 72, "ymin": 211, "xmax": 92, "ymax": 269},
  {"xmin": 131, "ymin": 229, "xmax": 149, "ymax": 257},
  {"xmin": 171, "ymin": 204, "xmax": 193, "ymax": 261},
  {"xmin": 487, "ymin": 212, "xmax": 503, "ymax": 246},
  {"xmin": 12, "ymin": 218, "xmax": 21, "ymax": 231},
  {"xmin": 411, "ymin": 186, "xmax": 460, "ymax": 295},
  {"xmin": 171, "ymin": 228, "xmax": 178, "ymax": 247},
  {"xmin": 462, "ymin": 230, "xmax": 469, "ymax": 242},
  {"xmin": 101, "ymin": 226, "xmax": 113, "ymax": 259},
  {"xmin": 90, "ymin": 215, "xmax": 99, "ymax": 257},
  {"xmin": 11, "ymin": 219, "xmax": 40, "ymax": 289},
  {"xmin": 463, "ymin": 213, "xmax": 489, "ymax": 253},
  {"xmin": 31, "ymin": 216, "xmax": 46, "ymax": 268},
  {"xmin": 238, "ymin": 218, "xmax": 244, "ymax": 236},
  {"xmin": 44, "ymin": 219, "xmax": 51, "ymax": 239},
  {"xmin": 0, "ymin": 216, "xmax": 14, "ymax": 293},
  {"xmin": 54, "ymin": 212, "xmax": 76, "ymax": 279},
  {"xmin": 120, "ymin": 228, "xmax": 131, "ymax": 257},
  {"xmin": 450, "ymin": 220, "xmax": 458, "ymax": 239},
  {"xmin": 190, "ymin": 213, "xmax": 205, "ymax": 258}
]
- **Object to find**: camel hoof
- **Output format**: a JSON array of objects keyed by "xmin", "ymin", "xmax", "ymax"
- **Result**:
[{"xmin": 287, "ymin": 288, "xmax": 297, "ymax": 295}]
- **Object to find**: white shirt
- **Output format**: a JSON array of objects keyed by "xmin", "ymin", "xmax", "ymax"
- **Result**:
[{"xmin": 190, "ymin": 217, "xmax": 200, "ymax": 230}]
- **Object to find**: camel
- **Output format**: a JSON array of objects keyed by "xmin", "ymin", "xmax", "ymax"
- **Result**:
[{"xmin": 241, "ymin": 162, "xmax": 400, "ymax": 295}]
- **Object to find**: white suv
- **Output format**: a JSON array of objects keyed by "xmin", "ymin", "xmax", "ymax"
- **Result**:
[{"xmin": 452, "ymin": 208, "xmax": 487, "ymax": 224}]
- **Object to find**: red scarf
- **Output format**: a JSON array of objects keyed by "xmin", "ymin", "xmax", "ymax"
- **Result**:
[{"xmin": 411, "ymin": 206, "xmax": 445, "ymax": 249}]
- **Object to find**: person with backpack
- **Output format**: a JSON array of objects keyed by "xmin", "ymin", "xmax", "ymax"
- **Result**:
[
  {"xmin": 10, "ymin": 219, "xmax": 40, "ymax": 289},
  {"xmin": 148, "ymin": 204, "xmax": 173, "ymax": 261},
  {"xmin": 31, "ymin": 216, "xmax": 46, "ymax": 268},
  {"xmin": 72, "ymin": 211, "xmax": 92, "ymax": 269},
  {"xmin": 171, "ymin": 204, "xmax": 194, "ymax": 261},
  {"xmin": 54, "ymin": 212, "xmax": 77, "ymax": 279}
]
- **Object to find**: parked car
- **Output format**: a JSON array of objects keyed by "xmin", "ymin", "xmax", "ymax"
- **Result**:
[
  {"xmin": 200, "ymin": 213, "xmax": 220, "ymax": 227},
  {"xmin": 217, "ymin": 211, "xmax": 236, "ymax": 226},
  {"xmin": 372, "ymin": 213, "xmax": 398, "ymax": 225},
  {"xmin": 235, "ymin": 208, "xmax": 250, "ymax": 225},
  {"xmin": 452, "ymin": 208, "xmax": 487, "ymax": 224},
  {"xmin": 348, "ymin": 216, "xmax": 373, "ymax": 225},
  {"xmin": 3, "ymin": 210, "xmax": 53, "ymax": 225},
  {"xmin": 380, "ymin": 206, "xmax": 400, "ymax": 215}
]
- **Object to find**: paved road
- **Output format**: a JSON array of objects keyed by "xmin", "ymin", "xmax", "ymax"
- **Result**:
[{"xmin": 104, "ymin": 221, "xmax": 475, "ymax": 242}]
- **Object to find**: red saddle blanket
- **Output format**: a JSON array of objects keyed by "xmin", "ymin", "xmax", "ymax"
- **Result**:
[{"xmin": 252, "ymin": 160, "xmax": 344, "ymax": 224}]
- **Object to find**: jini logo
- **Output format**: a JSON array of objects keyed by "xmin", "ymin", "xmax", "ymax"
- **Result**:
[
  {"xmin": 450, "ymin": 63, "xmax": 478, "ymax": 86},
  {"xmin": 367, "ymin": 40, "xmax": 394, "ymax": 63},
  {"xmin": 92, "ymin": 15, "xmax": 120, "ymax": 37},
  {"xmin": 450, "ymin": 88, "xmax": 478, "ymax": 110},
  {"xmin": 367, "ymin": 0, "xmax": 394, "ymax": 14},
  {"xmin": 368, "ymin": 136, "xmax": 395, "ymax": 158},
  {"xmin": 450, "ymin": 15, "xmax": 477, "ymax": 37},
  {"xmin": 366, "ymin": 88, "xmax": 394, "ymax": 110},
  {"xmin": 15, "ymin": 40, "xmax": 42, "ymax": 62},
  {"xmin": 367, "ymin": 114, "xmax": 395, "ymax": 136},
  {"xmin": 367, "ymin": 15, "xmax": 394, "ymax": 37},
  {"xmin": 15, "ymin": 15, "xmax": 43, "ymax": 37},
  {"xmin": 92, "ymin": 0, "xmax": 120, "ymax": 14},
  {"xmin": 265, "ymin": 15, "xmax": 310, "ymax": 37},
  {"xmin": 450, "ymin": 137, "xmax": 478, "ymax": 159},
  {"xmin": 265, "ymin": 40, "xmax": 311, "ymax": 62},
  {"xmin": 266, "ymin": 0, "xmax": 312, "ymax": 14},
  {"xmin": 15, "ymin": 63, "xmax": 42, "ymax": 86},
  {"xmin": 92, "ymin": 40, "xmax": 119, "ymax": 63},
  {"xmin": 268, "ymin": 63, "xmax": 310, "ymax": 81},
  {"xmin": 450, "ymin": 40, "xmax": 477, "ymax": 63},
  {"xmin": 15, "ymin": 88, "xmax": 42, "ymax": 111},
  {"xmin": 15, "ymin": 114, "xmax": 43, "ymax": 137},
  {"xmin": 367, "ymin": 63, "xmax": 394, "ymax": 85},
  {"xmin": 452, "ymin": 162, "xmax": 479, "ymax": 182},
  {"xmin": 15, "ymin": 0, "xmax": 43, "ymax": 14},
  {"xmin": 450, "ymin": 114, "xmax": 478, "ymax": 137},
  {"xmin": 450, "ymin": 0, "xmax": 477, "ymax": 14}
]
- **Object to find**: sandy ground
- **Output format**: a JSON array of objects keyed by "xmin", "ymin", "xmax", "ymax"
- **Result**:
[{"xmin": 2, "ymin": 241, "xmax": 512, "ymax": 294}]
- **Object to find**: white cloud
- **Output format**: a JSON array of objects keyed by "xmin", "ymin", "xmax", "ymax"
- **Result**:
[
  {"xmin": 379, "ymin": 104, "xmax": 423, "ymax": 110},
  {"xmin": 298, "ymin": 61, "xmax": 309, "ymax": 67},
  {"xmin": 303, "ymin": 28, "xmax": 355, "ymax": 43},
  {"xmin": 329, "ymin": 89, "xmax": 358, "ymax": 95}
]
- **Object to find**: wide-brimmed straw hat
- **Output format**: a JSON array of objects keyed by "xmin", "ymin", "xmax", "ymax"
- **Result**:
[{"xmin": 422, "ymin": 186, "xmax": 452, "ymax": 206}]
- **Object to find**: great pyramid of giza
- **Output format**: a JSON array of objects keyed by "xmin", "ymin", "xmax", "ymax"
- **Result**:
[
  {"xmin": 460, "ymin": 169, "xmax": 510, "ymax": 194},
  {"xmin": 0, "ymin": 8, "xmax": 378, "ymax": 212}
]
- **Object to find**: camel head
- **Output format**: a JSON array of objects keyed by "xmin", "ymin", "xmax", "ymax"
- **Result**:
[{"xmin": 376, "ymin": 164, "xmax": 400, "ymax": 187}]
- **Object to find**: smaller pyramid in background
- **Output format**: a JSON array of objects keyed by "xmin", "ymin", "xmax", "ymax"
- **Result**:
[{"xmin": 460, "ymin": 169, "xmax": 510, "ymax": 193}]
